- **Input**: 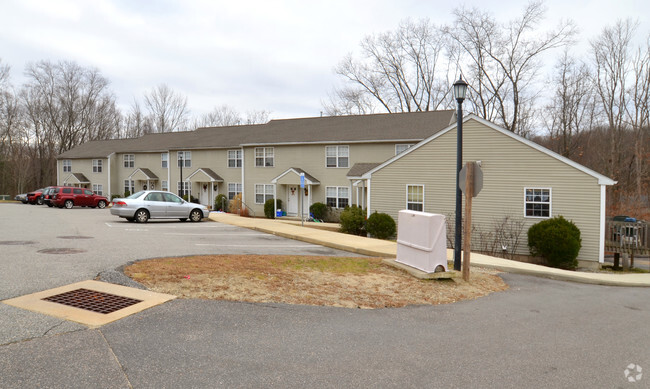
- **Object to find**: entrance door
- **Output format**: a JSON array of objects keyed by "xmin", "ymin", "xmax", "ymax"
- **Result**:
[
  {"xmin": 287, "ymin": 186, "xmax": 298, "ymax": 216},
  {"xmin": 199, "ymin": 182, "xmax": 210, "ymax": 206}
]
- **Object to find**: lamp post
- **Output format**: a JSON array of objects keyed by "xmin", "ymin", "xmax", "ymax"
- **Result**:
[
  {"xmin": 179, "ymin": 152, "xmax": 184, "ymax": 198},
  {"xmin": 453, "ymin": 76, "xmax": 468, "ymax": 271}
]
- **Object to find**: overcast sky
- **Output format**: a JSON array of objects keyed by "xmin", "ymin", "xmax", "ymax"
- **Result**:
[{"xmin": 1, "ymin": 0, "xmax": 648, "ymax": 121}]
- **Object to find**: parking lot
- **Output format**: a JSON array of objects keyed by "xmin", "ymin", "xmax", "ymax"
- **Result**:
[{"xmin": 2, "ymin": 202, "xmax": 650, "ymax": 388}]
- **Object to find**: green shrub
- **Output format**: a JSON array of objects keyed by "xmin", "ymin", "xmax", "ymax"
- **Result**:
[
  {"xmin": 528, "ymin": 216, "xmax": 581, "ymax": 270},
  {"xmin": 310, "ymin": 202, "xmax": 327, "ymax": 220},
  {"xmin": 339, "ymin": 205, "xmax": 366, "ymax": 236},
  {"xmin": 214, "ymin": 194, "xmax": 229, "ymax": 212},
  {"xmin": 365, "ymin": 212, "xmax": 396, "ymax": 240},
  {"xmin": 264, "ymin": 198, "xmax": 283, "ymax": 219}
]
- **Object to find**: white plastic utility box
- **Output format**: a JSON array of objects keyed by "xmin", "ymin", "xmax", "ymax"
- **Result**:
[{"xmin": 396, "ymin": 210, "xmax": 448, "ymax": 273}]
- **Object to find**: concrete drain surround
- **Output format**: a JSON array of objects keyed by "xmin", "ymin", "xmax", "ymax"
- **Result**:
[
  {"xmin": 0, "ymin": 240, "xmax": 36, "ymax": 245},
  {"xmin": 38, "ymin": 248, "xmax": 86, "ymax": 254},
  {"xmin": 2, "ymin": 280, "xmax": 176, "ymax": 327},
  {"xmin": 43, "ymin": 288, "xmax": 142, "ymax": 314},
  {"xmin": 57, "ymin": 236, "xmax": 94, "ymax": 240}
]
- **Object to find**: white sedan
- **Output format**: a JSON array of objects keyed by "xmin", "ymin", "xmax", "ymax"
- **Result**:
[{"xmin": 110, "ymin": 190, "xmax": 210, "ymax": 223}]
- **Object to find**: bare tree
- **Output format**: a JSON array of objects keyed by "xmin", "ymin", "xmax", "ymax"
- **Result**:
[
  {"xmin": 123, "ymin": 99, "xmax": 153, "ymax": 138},
  {"xmin": 193, "ymin": 105, "xmax": 270, "ymax": 128},
  {"xmin": 143, "ymin": 84, "xmax": 189, "ymax": 133},
  {"xmin": 542, "ymin": 50, "xmax": 598, "ymax": 158},
  {"xmin": 591, "ymin": 20, "xmax": 636, "ymax": 180},
  {"xmin": 21, "ymin": 60, "xmax": 120, "ymax": 154},
  {"xmin": 627, "ymin": 36, "xmax": 650, "ymax": 203},
  {"xmin": 328, "ymin": 19, "xmax": 452, "ymax": 115},
  {"xmin": 446, "ymin": 1, "xmax": 576, "ymax": 136}
]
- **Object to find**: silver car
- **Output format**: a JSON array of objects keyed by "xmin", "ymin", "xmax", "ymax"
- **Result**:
[{"xmin": 110, "ymin": 190, "xmax": 210, "ymax": 223}]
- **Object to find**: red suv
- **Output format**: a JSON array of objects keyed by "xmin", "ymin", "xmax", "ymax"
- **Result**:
[
  {"xmin": 26, "ymin": 188, "xmax": 46, "ymax": 205},
  {"xmin": 52, "ymin": 187, "xmax": 109, "ymax": 209}
]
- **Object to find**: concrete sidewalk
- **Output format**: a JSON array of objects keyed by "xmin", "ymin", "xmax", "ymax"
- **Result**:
[{"xmin": 209, "ymin": 212, "xmax": 650, "ymax": 287}]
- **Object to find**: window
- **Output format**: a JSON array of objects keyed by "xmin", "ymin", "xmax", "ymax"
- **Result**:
[
  {"xmin": 92, "ymin": 184, "xmax": 103, "ymax": 196},
  {"xmin": 124, "ymin": 180, "xmax": 134, "ymax": 195},
  {"xmin": 326, "ymin": 186, "xmax": 349, "ymax": 208},
  {"xmin": 395, "ymin": 144, "xmax": 414, "ymax": 155},
  {"xmin": 407, "ymin": 185, "xmax": 424, "ymax": 211},
  {"xmin": 255, "ymin": 184, "xmax": 274, "ymax": 204},
  {"xmin": 161, "ymin": 153, "xmax": 168, "ymax": 168},
  {"xmin": 92, "ymin": 159, "xmax": 102, "ymax": 173},
  {"xmin": 228, "ymin": 150, "xmax": 242, "ymax": 168},
  {"xmin": 177, "ymin": 182, "xmax": 191, "ymax": 196},
  {"xmin": 73, "ymin": 188, "xmax": 82, "ymax": 195},
  {"xmin": 255, "ymin": 147, "xmax": 274, "ymax": 167},
  {"xmin": 228, "ymin": 183, "xmax": 242, "ymax": 200},
  {"xmin": 123, "ymin": 154, "xmax": 135, "ymax": 168},
  {"xmin": 161, "ymin": 180, "xmax": 168, "ymax": 191},
  {"xmin": 177, "ymin": 151, "xmax": 191, "ymax": 168},
  {"xmin": 63, "ymin": 160, "xmax": 71, "ymax": 172},
  {"xmin": 326, "ymin": 145, "xmax": 349, "ymax": 168},
  {"xmin": 525, "ymin": 188, "xmax": 551, "ymax": 218}
]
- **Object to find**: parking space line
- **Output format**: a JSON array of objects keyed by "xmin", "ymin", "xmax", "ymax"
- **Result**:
[
  {"xmin": 164, "ymin": 232, "xmax": 268, "ymax": 236},
  {"xmin": 195, "ymin": 244, "xmax": 316, "ymax": 248}
]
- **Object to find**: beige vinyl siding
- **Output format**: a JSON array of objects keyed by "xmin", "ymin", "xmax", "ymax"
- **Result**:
[
  {"xmin": 59, "ymin": 158, "xmax": 109, "ymax": 191},
  {"xmin": 370, "ymin": 119, "xmax": 603, "ymax": 263},
  {"xmin": 243, "ymin": 142, "xmax": 398, "ymax": 215}
]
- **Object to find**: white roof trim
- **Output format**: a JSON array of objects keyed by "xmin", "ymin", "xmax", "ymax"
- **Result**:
[
  {"xmin": 362, "ymin": 114, "xmax": 617, "ymax": 186},
  {"xmin": 271, "ymin": 168, "xmax": 319, "ymax": 185},
  {"xmin": 185, "ymin": 168, "xmax": 223, "ymax": 182}
]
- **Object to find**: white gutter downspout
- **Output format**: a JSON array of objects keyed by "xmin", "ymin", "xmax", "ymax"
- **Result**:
[
  {"xmin": 598, "ymin": 184, "xmax": 607, "ymax": 264},
  {"xmin": 167, "ymin": 151, "xmax": 170, "ymax": 192},
  {"xmin": 366, "ymin": 179, "xmax": 371, "ymax": 218},
  {"xmin": 56, "ymin": 160, "xmax": 60, "ymax": 186},
  {"xmin": 107, "ymin": 152, "xmax": 114, "ymax": 197},
  {"xmin": 241, "ymin": 147, "xmax": 245, "ymax": 206}
]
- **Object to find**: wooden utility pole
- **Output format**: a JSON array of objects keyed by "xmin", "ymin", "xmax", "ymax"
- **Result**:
[{"xmin": 462, "ymin": 162, "xmax": 474, "ymax": 281}]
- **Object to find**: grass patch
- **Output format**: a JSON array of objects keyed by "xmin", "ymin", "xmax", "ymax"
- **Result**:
[{"xmin": 125, "ymin": 254, "xmax": 508, "ymax": 309}]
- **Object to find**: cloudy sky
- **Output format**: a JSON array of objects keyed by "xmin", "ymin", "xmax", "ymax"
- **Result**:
[{"xmin": 1, "ymin": 0, "xmax": 648, "ymax": 121}]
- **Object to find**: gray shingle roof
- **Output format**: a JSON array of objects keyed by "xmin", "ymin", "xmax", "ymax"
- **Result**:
[
  {"xmin": 57, "ymin": 110, "xmax": 455, "ymax": 159},
  {"xmin": 347, "ymin": 163, "xmax": 382, "ymax": 178}
]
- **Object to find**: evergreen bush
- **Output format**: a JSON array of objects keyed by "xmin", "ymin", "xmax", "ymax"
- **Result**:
[
  {"xmin": 264, "ymin": 198, "xmax": 283, "ymax": 218},
  {"xmin": 365, "ymin": 212, "xmax": 396, "ymax": 240},
  {"xmin": 214, "ymin": 194, "xmax": 229, "ymax": 212},
  {"xmin": 310, "ymin": 202, "xmax": 327, "ymax": 220},
  {"xmin": 339, "ymin": 205, "xmax": 366, "ymax": 236},
  {"xmin": 528, "ymin": 216, "xmax": 581, "ymax": 270}
]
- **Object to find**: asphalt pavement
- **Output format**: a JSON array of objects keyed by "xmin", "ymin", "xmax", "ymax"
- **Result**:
[{"xmin": 1, "ymin": 203, "xmax": 649, "ymax": 388}]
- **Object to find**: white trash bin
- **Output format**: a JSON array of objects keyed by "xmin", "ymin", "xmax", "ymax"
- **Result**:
[{"xmin": 395, "ymin": 210, "xmax": 447, "ymax": 273}]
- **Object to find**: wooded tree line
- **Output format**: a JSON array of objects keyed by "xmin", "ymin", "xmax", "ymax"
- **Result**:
[
  {"xmin": 0, "ymin": 59, "xmax": 268, "ymax": 195},
  {"xmin": 325, "ymin": 2, "xmax": 648, "ymax": 218}
]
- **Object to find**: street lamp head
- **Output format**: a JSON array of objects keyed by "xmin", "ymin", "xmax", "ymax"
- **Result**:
[{"xmin": 453, "ymin": 76, "xmax": 468, "ymax": 103}]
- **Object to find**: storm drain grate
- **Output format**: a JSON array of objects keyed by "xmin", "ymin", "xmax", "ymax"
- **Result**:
[{"xmin": 42, "ymin": 288, "xmax": 142, "ymax": 314}]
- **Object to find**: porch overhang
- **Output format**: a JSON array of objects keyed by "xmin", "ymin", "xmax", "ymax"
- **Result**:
[
  {"xmin": 271, "ymin": 167, "xmax": 320, "ymax": 186},
  {"xmin": 185, "ymin": 168, "xmax": 224, "ymax": 183},
  {"xmin": 128, "ymin": 168, "xmax": 159, "ymax": 181},
  {"xmin": 63, "ymin": 173, "xmax": 90, "ymax": 184}
]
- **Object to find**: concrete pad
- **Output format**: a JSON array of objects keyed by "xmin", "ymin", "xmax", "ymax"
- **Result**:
[{"xmin": 3, "ymin": 280, "xmax": 176, "ymax": 327}]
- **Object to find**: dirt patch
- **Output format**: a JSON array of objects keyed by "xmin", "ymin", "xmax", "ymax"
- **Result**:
[{"xmin": 124, "ymin": 255, "xmax": 508, "ymax": 309}]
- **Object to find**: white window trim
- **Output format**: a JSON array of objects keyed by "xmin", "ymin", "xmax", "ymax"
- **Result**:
[
  {"xmin": 254, "ymin": 183, "xmax": 275, "ymax": 204},
  {"xmin": 63, "ymin": 159, "xmax": 72, "ymax": 173},
  {"xmin": 228, "ymin": 182, "xmax": 242, "ymax": 200},
  {"xmin": 92, "ymin": 184, "xmax": 103, "ymax": 196},
  {"xmin": 255, "ymin": 147, "xmax": 274, "ymax": 167},
  {"xmin": 161, "ymin": 153, "xmax": 168, "ymax": 168},
  {"xmin": 161, "ymin": 180, "xmax": 168, "ymax": 191},
  {"xmin": 177, "ymin": 151, "xmax": 192, "ymax": 168},
  {"xmin": 177, "ymin": 181, "xmax": 191, "ymax": 197},
  {"xmin": 326, "ymin": 186, "xmax": 350, "ymax": 208},
  {"xmin": 92, "ymin": 159, "xmax": 102, "ymax": 173},
  {"xmin": 123, "ymin": 154, "xmax": 135, "ymax": 168},
  {"xmin": 228, "ymin": 149, "xmax": 242, "ymax": 168},
  {"xmin": 524, "ymin": 187, "xmax": 552, "ymax": 219},
  {"xmin": 395, "ymin": 144, "xmax": 414, "ymax": 155},
  {"xmin": 325, "ymin": 145, "xmax": 349, "ymax": 168},
  {"xmin": 406, "ymin": 184, "xmax": 424, "ymax": 211}
]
